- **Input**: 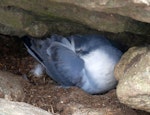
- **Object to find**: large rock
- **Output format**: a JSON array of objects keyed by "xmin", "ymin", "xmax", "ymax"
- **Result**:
[
  {"xmin": 115, "ymin": 46, "xmax": 150, "ymax": 112},
  {"xmin": 0, "ymin": 98, "xmax": 54, "ymax": 115},
  {"xmin": 0, "ymin": 70, "xmax": 25, "ymax": 101},
  {"xmin": 0, "ymin": 0, "xmax": 150, "ymax": 37}
]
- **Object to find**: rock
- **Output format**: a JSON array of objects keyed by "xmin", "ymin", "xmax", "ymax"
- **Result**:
[
  {"xmin": 115, "ymin": 46, "xmax": 150, "ymax": 112},
  {"xmin": 25, "ymin": 22, "xmax": 48, "ymax": 37},
  {"xmin": 0, "ymin": 98, "xmax": 54, "ymax": 115},
  {"xmin": 53, "ymin": 0, "xmax": 150, "ymax": 23},
  {"xmin": 0, "ymin": 6, "xmax": 34, "ymax": 36},
  {"xmin": 0, "ymin": 70, "xmax": 25, "ymax": 101},
  {"xmin": 0, "ymin": 0, "xmax": 150, "ymax": 37},
  {"xmin": 114, "ymin": 46, "xmax": 149, "ymax": 80}
]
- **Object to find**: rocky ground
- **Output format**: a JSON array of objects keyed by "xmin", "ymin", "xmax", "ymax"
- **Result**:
[{"xmin": 0, "ymin": 35, "xmax": 149, "ymax": 115}]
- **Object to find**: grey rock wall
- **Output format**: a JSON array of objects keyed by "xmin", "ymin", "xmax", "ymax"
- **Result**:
[{"xmin": 0, "ymin": 0, "xmax": 150, "ymax": 37}]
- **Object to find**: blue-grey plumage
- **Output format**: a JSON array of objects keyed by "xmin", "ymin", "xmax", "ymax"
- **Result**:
[{"xmin": 22, "ymin": 34, "xmax": 122, "ymax": 94}]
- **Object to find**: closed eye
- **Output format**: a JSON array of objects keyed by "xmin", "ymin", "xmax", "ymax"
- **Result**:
[
  {"xmin": 76, "ymin": 49, "xmax": 89, "ymax": 55},
  {"xmin": 76, "ymin": 49, "xmax": 83, "ymax": 54}
]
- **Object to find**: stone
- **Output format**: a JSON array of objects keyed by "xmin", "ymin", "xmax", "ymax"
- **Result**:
[
  {"xmin": 0, "ymin": 98, "xmax": 54, "ymax": 115},
  {"xmin": 114, "ymin": 46, "xmax": 149, "ymax": 80},
  {"xmin": 115, "ymin": 46, "xmax": 150, "ymax": 112},
  {"xmin": 0, "ymin": 70, "xmax": 25, "ymax": 101},
  {"xmin": 24, "ymin": 22, "xmax": 48, "ymax": 37},
  {"xmin": 0, "ymin": 0, "xmax": 149, "ymax": 37},
  {"xmin": 56, "ymin": 0, "xmax": 150, "ymax": 23}
]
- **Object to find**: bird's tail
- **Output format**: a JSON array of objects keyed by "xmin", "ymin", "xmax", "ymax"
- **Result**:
[{"xmin": 22, "ymin": 36, "xmax": 48, "ymax": 66}]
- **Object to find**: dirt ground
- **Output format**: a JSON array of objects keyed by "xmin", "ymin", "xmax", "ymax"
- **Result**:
[{"xmin": 0, "ymin": 35, "xmax": 149, "ymax": 115}]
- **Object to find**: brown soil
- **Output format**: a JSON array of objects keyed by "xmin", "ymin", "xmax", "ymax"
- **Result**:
[{"xmin": 0, "ymin": 35, "xmax": 149, "ymax": 115}]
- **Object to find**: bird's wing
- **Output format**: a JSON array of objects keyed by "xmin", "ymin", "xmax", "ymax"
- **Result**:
[
  {"xmin": 46, "ymin": 41, "xmax": 84, "ymax": 86},
  {"xmin": 22, "ymin": 36, "xmax": 51, "ymax": 66},
  {"xmin": 22, "ymin": 36, "xmax": 84, "ymax": 86}
]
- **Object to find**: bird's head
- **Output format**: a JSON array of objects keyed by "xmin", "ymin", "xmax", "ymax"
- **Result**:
[{"xmin": 71, "ymin": 35, "xmax": 107, "ymax": 56}]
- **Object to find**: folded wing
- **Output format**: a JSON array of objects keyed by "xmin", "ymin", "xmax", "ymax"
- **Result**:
[{"xmin": 22, "ymin": 35, "xmax": 84, "ymax": 86}]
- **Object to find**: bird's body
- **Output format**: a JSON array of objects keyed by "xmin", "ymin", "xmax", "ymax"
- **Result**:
[{"xmin": 23, "ymin": 34, "xmax": 122, "ymax": 94}]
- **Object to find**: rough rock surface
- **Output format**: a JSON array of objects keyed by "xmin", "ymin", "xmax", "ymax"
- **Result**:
[
  {"xmin": 0, "ymin": 70, "xmax": 25, "ymax": 101},
  {"xmin": 0, "ymin": 0, "xmax": 150, "ymax": 37},
  {"xmin": 0, "ymin": 98, "xmax": 54, "ymax": 115},
  {"xmin": 115, "ymin": 46, "xmax": 150, "ymax": 112}
]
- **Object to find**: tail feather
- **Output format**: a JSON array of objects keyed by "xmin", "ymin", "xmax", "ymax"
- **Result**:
[
  {"xmin": 22, "ymin": 35, "xmax": 76, "ymax": 70},
  {"xmin": 22, "ymin": 36, "xmax": 44, "ymax": 64}
]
